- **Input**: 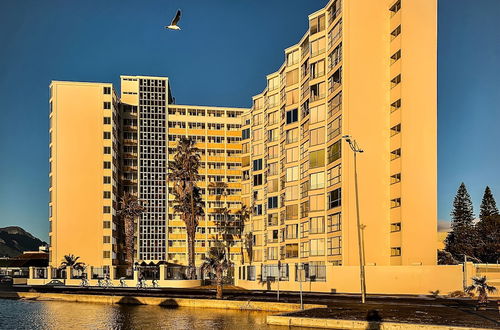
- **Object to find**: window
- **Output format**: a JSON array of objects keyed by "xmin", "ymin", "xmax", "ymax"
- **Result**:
[
  {"xmin": 286, "ymin": 166, "xmax": 299, "ymax": 182},
  {"xmin": 327, "ymin": 117, "xmax": 341, "ymax": 140},
  {"xmin": 391, "ymin": 50, "xmax": 401, "ymax": 64},
  {"xmin": 286, "ymin": 244, "xmax": 298, "ymax": 258},
  {"xmin": 286, "ymin": 128, "xmax": 299, "ymax": 144},
  {"xmin": 103, "ymin": 161, "xmax": 111, "ymax": 169},
  {"xmin": 310, "ymin": 82, "xmax": 326, "ymax": 101},
  {"xmin": 253, "ymin": 174, "xmax": 263, "ymax": 186},
  {"xmin": 310, "ymin": 239, "xmax": 325, "ymax": 256},
  {"xmin": 242, "ymin": 128, "xmax": 250, "ymax": 140},
  {"xmin": 286, "ymin": 205, "xmax": 298, "ymax": 220},
  {"xmin": 269, "ymin": 162, "xmax": 278, "ymax": 176},
  {"xmin": 268, "ymin": 196, "xmax": 278, "ymax": 209},
  {"xmin": 103, "ymin": 102, "xmax": 111, "ymax": 109},
  {"xmin": 391, "ymin": 148, "xmax": 401, "ymax": 160},
  {"xmin": 268, "ymin": 94, "xmax": 279, "ymax": 108},
  {"xmin": 286, "ymin": 89, "xmax": 299, "ymax": 105},
  {"xmin": 327, "ymin": 213, "xmax": 341, "ymax": 232},
  {"xmin": 254, "ymin": 204, "xmax": 263, "ymax": 215},
  {"xmin": 286, "ymin": 147, "xmax": 299, "ymax": 163},
  {"xmin": 253, "ymin": 159, "xmax": 263, "ymax": 171},
  {"xmin": 103, "ymin": 87, "xmax": 111, "ymax": 94},
  {"xmin": 328, "ymin": 188, "xmax": 341, "ymax": 209},
  {"xmin": 103, "ymin": 132, "xmax": 111, "ymax": 139},
  {"xmin": 391, "ymin": 247, "xmax": 402, "ymax": 256},
  {"xmin": 327, "ymin": 165, "xmax": 341, "ymax": 186},
  {"xmin": 310, "ymin": 14, "xmax": 325, "ymax": 35},
  {"xmin": 268, "ymin": 213, "xmax": 278, "ymax": 226},
  {"xmin": 286, "ymin": 224, "xmax": 298, "ymax": 239},
  {"xmin": 286, "ymin": 69, "xmax": 299, "ymax": 85},
  {"xmin": 309, "ymin": 194, "xmax": 325, "ymax": 211},
  {"xmin": 391, "ymin": 198, "xmax": 401, "ymax": 208},
  {"xmin": 327, "ymin": 237, "xmax": 341, "ymax": 256},
  {"xmin": 286, "ymin": 109, "xmax": 298, "ymax": 124},
  {"xmin": 391, "ymin": 124, "xmax": 401, "ymax": 136},
  {"xmin": 268, "ymin": 145, "xmax": 279, "ymax": 159},
  {"xmin": 310, "ymin": 149, "xmax": 325, "ymax": 168},
  {"xmin": 104, "ymin": 117, "xmax": 111, "ymax": 125},
  {"xmin": 268, "ymin": 76, "xmax": 280, "ymax": 91},
  {"xmin": 103, "ymin": 251, "xmax": 111, "ymax": 258},
  {"xmin": 390, "ymin": 0, "xmax": 401, "ymax": 16},
  {"xmin": 391, "ymin": 74, "xmax": 401, "ymax": 88},
  {"xmin": 310, "ymin": 60, "xmax": 325, "ymax": 79},
  {"xmin": 103, "ymin": 206, "xmax": 111, "ymax": 213},
  {"xmin": 311, "ymin": 37, "xmax": 326, "ymax": 57},
  {"xmin": 103, "ymin": 236, "xmax": 111, "ymax": 244},
  {"xmin": 391, "ymin": 222, "xmax": 402, "ymax": 232},
  {"xmin": 310, "ymin": 172, "xmax": 325, "ymax": 190},
  {"xmin": 285, "ymin": 185, "xmax": 299, "ymax": 200},
  {"xmin": 253, "ymin": 128, "xmax": 263, "ymax": 141},
  {"xmin": 103, "ymin": 191, "xmax": 111, "ymax": 199},
  {"xmin": 391, "ymin": 99, "xmax": 401, "ymax": 112},
  {"xmin": 103, "ymin": 176, "xmax": 111, "ymax": 184},
  {"xmin": 328, "ymin": 68, "xmax": 342, "ymax": 93},
  {"xmin": 103, "ymin": 221, "xmax": 111, "ymax": 229},
  {"xmin": 391, "ymin": 25, "xmax": 401, "ymax": 40},
  {"xmin": 310, "ymin": 127, "xmax": 325, "ymax": 146},
  {"xmin": 253, "ymin": 143, "xmax": 264, "ymax": 155},
  {"xmin": 390, "ymin": 173, "xmax": 401, "ymax": 184},
  {"xmin": 310, "ymin": 104, "xmax": 326, "ymax": 123},
  {"xmin": 328, "ymin": 140, "xmax": 341, "ymax": 163},
  {"xmin": 310, "ymin": 216, "xmax": 324, "ymax": 234},
  {"xmin": 104, "ymin": 147, "xmax": 111, "ymax": 154},
  {"xmin": 287, "ymin": 50, "xmax": 299, "ymax": 66}
]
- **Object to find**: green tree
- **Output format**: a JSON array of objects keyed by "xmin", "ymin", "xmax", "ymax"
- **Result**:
[
  {"xmin": 117, "ymin": 193, "xmax": 146, "ymax": 267},
  {"xmin": 475, "ymin": 215, "xmax": 500, "ymax": 263},
  {"xmin": 59, "ymin": 254, "xmax": 85, "ymax": 270},
  {"xmin": 465, "ymin": 276, "xmax": 497, "ymax": 307},
  {"xmin": 201, "ymin": 243, "xmax": 229, "ymax": 299},
  {"xmin": 445, "ymin": 183, "xmax": 477, "ymax": 261},
  {"xmin": 479, "ymin": 186, "xmax": 499, "ymax": 220},
  {"xmin": 168, "ymin": 137, "xmax": 204, "ymax": 279}
]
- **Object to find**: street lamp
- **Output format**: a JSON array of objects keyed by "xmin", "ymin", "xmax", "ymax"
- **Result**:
[{"xmin": 342, "ymin": 135, "xmax": 366, "ymax": 304}]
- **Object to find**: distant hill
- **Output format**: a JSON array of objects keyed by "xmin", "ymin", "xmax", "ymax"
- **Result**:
[{"xmin": 0, "ymin": 226, "xmax": 47, "ymax": 258}]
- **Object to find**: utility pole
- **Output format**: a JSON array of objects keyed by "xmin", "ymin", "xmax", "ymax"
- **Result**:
[{"xmin": 343, "ymin": 135, "xmax": 366, "ymax": 304}]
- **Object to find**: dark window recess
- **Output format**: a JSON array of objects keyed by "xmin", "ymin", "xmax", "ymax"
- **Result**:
[{"xmin": 286, "ymin": 109, "xmax": 298, "ymax": 124}]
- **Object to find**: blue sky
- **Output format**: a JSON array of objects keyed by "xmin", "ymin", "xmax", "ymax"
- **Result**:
[{"xmin": 0, "ymin": 0, "xmax": 499, "ymax": 240}]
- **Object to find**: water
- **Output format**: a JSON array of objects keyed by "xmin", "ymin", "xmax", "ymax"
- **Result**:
[{"xmin": 0, "ymin": 298, "xmax": 294, "ymax": 330}]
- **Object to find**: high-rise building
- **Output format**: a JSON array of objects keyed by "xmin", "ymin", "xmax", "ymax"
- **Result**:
[
  {"xmin": 48, "ymin": 81, "xmax": 121, "ymax": 267},
  {"xmin": 238, "ymin": 0, "xmax": 437, "ymax": 287},
  {"xmin": 49, "ymin": 76, "xmax": 248, "ymax": 268}
]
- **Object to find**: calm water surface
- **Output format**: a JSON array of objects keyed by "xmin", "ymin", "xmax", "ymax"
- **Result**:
[{"xmin": 0, "ymin": 298, "xmax": 304, "ymax": 330}]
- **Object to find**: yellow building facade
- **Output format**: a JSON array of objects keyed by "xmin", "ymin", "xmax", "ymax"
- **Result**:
[{"xmin": 237, "ymin": 0, "xmax": 437, "ymax": 288}]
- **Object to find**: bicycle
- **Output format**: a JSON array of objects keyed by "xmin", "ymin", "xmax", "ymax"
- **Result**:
[
  {"xmin": 80, "ymin": 278, "xmax": 89, "ymax": 287},
  {"xmin": 103, "ymin": 276, "xmax": 113, "ymax": 288},
  {"xmin": 152, "ymin": 279, "xmax": 159, "ymax": 288},
  {"xmin": 136, "ymin": 279, "xmax": 147, "ymax": 290},
  {"xmin": 119, "ymin": 277, "xmax": 127, "ymax": 287}
]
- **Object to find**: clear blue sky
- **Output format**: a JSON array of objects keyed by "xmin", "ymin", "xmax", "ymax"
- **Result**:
[{"xmin": 0, "ymin": 0, "xmax": 499, "ymax": 240}]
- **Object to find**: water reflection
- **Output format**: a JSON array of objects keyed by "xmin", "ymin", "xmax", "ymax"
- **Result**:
[{"xmin": 0, "ymin": 298, "xmax": 297, "ymax": 330}]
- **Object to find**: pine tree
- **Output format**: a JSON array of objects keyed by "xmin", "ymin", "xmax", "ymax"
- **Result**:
[
  {"xmin": 445, "ymin": 183, "xmax": 477, "ymax": 261},
  {"xmin": 479, "ymin": 186, "xmax": 499, "ymax": 220}
]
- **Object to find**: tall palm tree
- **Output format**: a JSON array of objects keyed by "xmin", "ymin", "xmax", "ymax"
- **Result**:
[
  {"xmin": 236, "ymin": 205, "xmax": 251, "ymax": 264},
  {"xmin": 465, "ymin": 276, "xmax": 497, "ymax": 306},
  {"xmin": 59, "ymin": 254, "xmax": 85, "ymax": 270},
  {"xmin": 117, "ymin": 193, "xmax": 146, "ymax": 267},
  {"xmin": 168, "ymin": 137, "xmax": 204, "ymax": 279},
  {"xmin": 201, "ymin": 243, "xmax": 229, "ymax": 299}
]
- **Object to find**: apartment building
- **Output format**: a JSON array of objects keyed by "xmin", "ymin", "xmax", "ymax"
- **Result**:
[
  {"xmin": 49, "ymin": 81, "xmax": 121, "ymax": 267},
  {"xmin": 49, "ymin": 75, "xmax": 247, "ymax": 268},
  {"xmin": 237, "ymin": 0, "xmax": 437, "ymax": 288}
]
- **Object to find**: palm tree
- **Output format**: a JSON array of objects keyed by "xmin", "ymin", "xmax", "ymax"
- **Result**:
[
  {"xmin": 59, "ymin": 254, "xmax": 85, "ymax": 270},
  {"xmin": 201, "ymin": 243, "xmax": 229, "ymax": 299},
  {"xmin": 168, "ymin": 136, "xmax": 204, "ymax": 279},
  {"xmin": 236, "ymin": 205, "xmax": 251, "ymax": 264},
  {"xmin": 117, "ymin": 193, "xmax": 146, "ymax": 267},
  {"xmin": 465, "ymin": 276, "xmax": 497, "ymax": 306}
]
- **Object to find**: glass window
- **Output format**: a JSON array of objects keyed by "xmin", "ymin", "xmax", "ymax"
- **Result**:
[
  {"xmin": 310, "ymin": 104, "xmax": 326, "ymax": 123},
  {"xmin": 286, "ymin": 166, "xmax": 299, "ymax": 182},
  {"xmin": 327, "ymin": 213, "xmax": 341, "ymax": 232},
  {"xmin": 328, "ymin": 188, "xmax": 342, "ymax": 209},
  {"xmin": 286, "ymin": 109, "xmax": 298, "ymax": 124},
  {"xmin": 310, "ymin": 127, "xmax": 325, "ymax": 146},
  {"xmin": 286, "ymin": 147, "xmax": 299, "ymax": 163},
  {"xmin": 327, "ymin": 236, "xmax": 341, "ymax": 256},
  {"xmin": 310, "ymin": 14, "xmax": 325, "ymax": 35},
  {"xmin": 286, "ymin": 205, "xmax": 298, "ymax": 220},
  {"xmin": 310, "ymin": 216, "xmax": 325, "ymax": 234},
  {"xmin": 310, "ymin": 172, "xmax": 325, "ymax": 190},
  {"xmin": 328, "ymin": 140, "xmax": 341, "ymax": 163},
  {"xmin": 310, "ymin": 239, "xmax": 325, "ymax": 256},
  {"xmin": 286, "ymin": 69, "xmax": 299, "ymax": 85},
  {"xmin": 286, "ymin": 89, "xmax": 299, "ymax": 106},
  {"xmin": 311, "ymin": 37, "xmax": 326, "ymax": 57},
  {"xmin": 327, "ymin": 164, "xmax": 341, "ymax": 186},
  {"xmin": 309, "ymin": 194, "xmax": 325, "ymax": 211},
  {"xmin": 253, "ymin": 159, "xmax": 263, "ymax": 171},
  {"xmin": 310, "ymin": 149, "xmax": 325, "ymax": 168},
  {"xmin": 268, "ymin": 196, "xmax": 278, "ymax": 209}
]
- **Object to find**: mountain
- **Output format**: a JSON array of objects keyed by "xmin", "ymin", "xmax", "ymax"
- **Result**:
[{"xmin": 0, "ymin": 226, "xmax": 47, "ymax": 258}]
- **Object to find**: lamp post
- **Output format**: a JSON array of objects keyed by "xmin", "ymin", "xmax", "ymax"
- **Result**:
[{"xmin": 342, "ymin": 135, "xmax": 366, "ymax": 304}]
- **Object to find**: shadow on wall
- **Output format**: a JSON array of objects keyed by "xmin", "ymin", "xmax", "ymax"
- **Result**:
[
  {"xmin": 159, "ymin": 299, "xmax": 180, "ymax": 309},
  {"xmin": 116, "ymin": 296, "xmax": 145, "ymax": 306},
  {"xmin": 366, "ymin": 310, "xmax": 382, "ymax": 330}
]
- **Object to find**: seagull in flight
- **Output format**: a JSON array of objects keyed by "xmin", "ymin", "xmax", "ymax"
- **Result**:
[{"xmin": 166, "ymin": 9, "xmax": 181, "ymax": 30}]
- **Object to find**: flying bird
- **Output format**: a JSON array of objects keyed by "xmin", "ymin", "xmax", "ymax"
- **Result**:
[{"xmin": 166, "ymin": 9, "xmax": 181, "ymax": 30}]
